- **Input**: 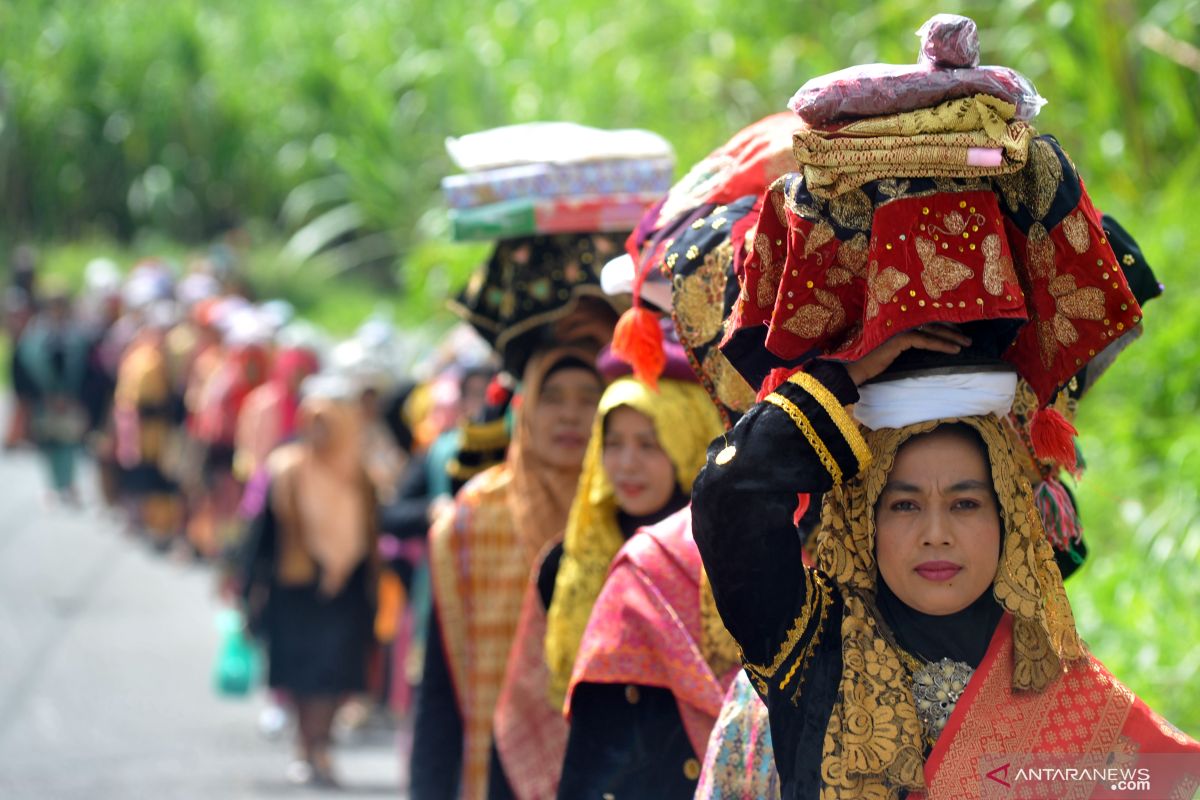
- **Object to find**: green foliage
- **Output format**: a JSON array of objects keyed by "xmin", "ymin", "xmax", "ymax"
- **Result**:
[{"xmin": 2, "ymin": 0, "xmax": 1199, "ymax": 734}]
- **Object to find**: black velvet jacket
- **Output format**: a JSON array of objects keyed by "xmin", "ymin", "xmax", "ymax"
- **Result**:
[{"xmin": 691, "ymin": 362, "xmax": 1001, "ymax": 800}]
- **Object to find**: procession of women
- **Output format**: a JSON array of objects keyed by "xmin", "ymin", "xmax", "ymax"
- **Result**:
[{"xmin": 4, "ymin": 13, "xmax": 1198, "ymax": 800}]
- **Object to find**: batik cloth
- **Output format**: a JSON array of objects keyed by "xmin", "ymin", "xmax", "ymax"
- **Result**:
[
  {"xmin": 793, "ymin": 95, "xmax": 1033, "ymax": 198},
  {"xmin": 695, "ymin": 669, "xmax": 782, "ymax": 800}
]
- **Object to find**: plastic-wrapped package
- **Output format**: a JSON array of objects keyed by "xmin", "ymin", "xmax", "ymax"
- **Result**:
[
  {"xmin": 444, "ymin": 122, "xmax": 674, "ymax": 172},
  {"xmin": 441, "ymin": 157, "xmax": 674, "ymax": 210},
  {"xmin": 790, "ymin": 63, "xmax": 1044, "ymax": 127},
  {"xmin": 788, "ymin": 14, "xmax": 1045, "ymax": 126},
  {"xmin": 917, "ymin": 14, "xmax": 980, "ymax": 68},
  {"xmin": 448, "ymin": 192, "xmax": 660, "ymax": 241}
]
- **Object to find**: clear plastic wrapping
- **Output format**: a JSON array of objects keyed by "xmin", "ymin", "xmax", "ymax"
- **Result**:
[
  {"xmin": 917, "ymin": 13, "xmax": 980, "ymax": 68},
  {"xmin": 788, "ymin": 15, "xmax": 1045, "ymax": 127}
]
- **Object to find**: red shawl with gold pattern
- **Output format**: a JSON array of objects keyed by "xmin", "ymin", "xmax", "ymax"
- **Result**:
[{"xmin": 912, "ymin": 615, "xmax": 1199, "ymax": 799}]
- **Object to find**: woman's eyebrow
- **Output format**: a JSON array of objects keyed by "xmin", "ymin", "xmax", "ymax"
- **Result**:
[
  {"xmin": 881, "ymin": 480, "xmax": 921, "ymax": 494},
  {"xmin": 948, "ymin": 479, "xmax": 991, "ymax": 492}
]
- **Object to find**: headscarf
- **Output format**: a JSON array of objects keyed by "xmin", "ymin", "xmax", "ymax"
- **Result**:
[
  {"xmin": 812, "ymin": 413, "xmax": 1086, "ymax": 798},
  {"xmin": 271, "ymin": 391, "xmax": 372, "ymax": 596},
  {"xmin": 505, "ymin": 345, "xmax": 604, "ymax": 555},
  {"xmin": 545, "ymin": 376, "xmax": 725, "ymax": 703},
  {"xmin": 427, "ymin": 342, "xmax": 603, "ymax": 800}
]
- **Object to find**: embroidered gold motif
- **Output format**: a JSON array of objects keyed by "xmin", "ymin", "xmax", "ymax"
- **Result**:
[
  {"xmin": 819, "ymin": 593, "xmax": 926, "ymax": 800},
  {"xmin": 754, "ymin": 232, "xmax": 782, "ymax": 308},
  {"xmin": 701, "ymin": 349, "xmax": 757, "ymax": 414},
  {"xmin": 1026, "ymin": 223, "xmax": 1055, "ymax": 279},
  {"xmin": 1051, "ymin": 275, "xmax": 1106, "ymax": 320},
  {"xmin": 828, "ymin": 187, "xmax": 873, "ymax": 231},
  {"xmin": 805, "ymin": 220, "xmax": 837, "ymax": 258},
  {"xmin": 830, "ymin": 233, "xmax": 870, "ymax": 286},
  {"xmin": 981, "ymin": 234, "xmax": 1017, "ymax": 296},
  {"xmin": 673, "ymin": 242, "xmax": 731, "ymax": 347},
  {"xmin": 866, "ymin": 260, "xmax": 910, "ymax": 319},
  {"xmin": 940, "ymin": 210, "xmax": 967, "ymax": 236},
  {"xmin": 784, "ymin": 288, "xmax": 845, "ymax": 339},
  {"xmin": 1035, "ymin": 319, "xmax": 1058, "ymax": 368},
  {"xmin": 770, "ymin": 187, "xmax": 787, "ymax": 225},
  {"xmin": 915, "ymin": 237, "xmax": 974, "ymax": 299},
  {"xmin": 994, "ymin": 137, "xmax": 1063, "ymax": 220},
  {"xmin": 1061, "ymin": 210, "xmax": 1091, "ymax": 254},
  {"xmin": 813, "ymin": 416, "xmax": 1086, "ymax": 800},
  {"xmin": 1030, "ymin": 274, "xmax": 1107, "ymax": 366}
]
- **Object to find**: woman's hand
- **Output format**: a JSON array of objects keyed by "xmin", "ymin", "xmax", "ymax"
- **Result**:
[{"xmin": 844, "ymin": 324, "xmax": 972, "ymax": 387}]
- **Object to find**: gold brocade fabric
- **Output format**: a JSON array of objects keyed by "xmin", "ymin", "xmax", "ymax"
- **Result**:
[
  {"xmin": 832, "ymin": 95, "xmax": 1018, "ymax": 142},
  {"xmin": 544, "ymin": 377, "xmax": 725, "ymax": 704},
  {"xmin": 813, "ymin": 414, "xmax": 1087, "ymax": 800},
  {"xmin": 793, "ymin": 95, "xmax": 1033, "ymax": 198}
]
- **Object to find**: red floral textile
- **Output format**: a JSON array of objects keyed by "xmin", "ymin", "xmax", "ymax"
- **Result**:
[
  {"xmin": 722, "ymin": 136, "xmax": 1142, "ymax": 404},
  {"xmin": 911, "ymin": 615, "xmax": 1200, "ymax": 799}
]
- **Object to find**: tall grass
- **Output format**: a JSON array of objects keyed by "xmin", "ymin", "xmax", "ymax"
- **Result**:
[{"xmin": 2, "ymin": 0, "xmax": 1198, "ymax": 732}]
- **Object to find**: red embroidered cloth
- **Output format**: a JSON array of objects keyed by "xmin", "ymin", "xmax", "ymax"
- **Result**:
[{"xmin": 722, "ymin": 137, "xmax": 1142, "ymax": 404}]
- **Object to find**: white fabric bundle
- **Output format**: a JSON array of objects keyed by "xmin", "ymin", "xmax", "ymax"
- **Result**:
[{"xmin": 853, "ymin": 370, "xmax": 1018, "ymax": 430}]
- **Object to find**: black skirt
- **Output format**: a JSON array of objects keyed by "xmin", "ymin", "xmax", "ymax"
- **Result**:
[{"xmin": 266, "ymin": 566, "xmax": 374, "ymax": 696}]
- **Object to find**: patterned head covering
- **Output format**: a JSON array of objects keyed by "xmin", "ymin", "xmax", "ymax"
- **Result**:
[
  {"xmin": 812, "ymin": 413, "xmax": 1086, "ymax": 798},
  {"xmin": 544, "ymin": 376, "xmax": 725, "ymax": 703},
  {"xmin": 450, "ymin": 233, "xmax": 625, "ymax": 375}
]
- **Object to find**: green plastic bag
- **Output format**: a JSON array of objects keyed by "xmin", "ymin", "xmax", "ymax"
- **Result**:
[{"xmin": 214, "ymin": 609, "xmax": 261, "ymax": 698}]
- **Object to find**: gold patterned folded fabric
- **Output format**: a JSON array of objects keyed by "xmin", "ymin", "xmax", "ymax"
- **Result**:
[
  {"xmin": 831, "ymin": 95, "xmax": 1018, "ymax": 140},
  {"xmin": 793, "ymin": 95, "xmax": 1033, "ymax": 198}
]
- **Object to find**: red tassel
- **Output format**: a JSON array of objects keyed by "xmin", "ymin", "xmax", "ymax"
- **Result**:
[
  {"xmin": 1030, "ymin": 407, "xmax": 1078, "ymax": 472},
  {"xmin": 792, "ymin": 493, "xmax": 811, "ymax": 526},
  {"xmin": 612, "ymin": 306, "xmax": 665, "ymax": 389},
  {"xmin": 485, "ymin": 375, "xmax": 513, "ymax": 408},
  {"xmin": 756, "ymin": 367, "xmax": 802, "ymax": 402}
]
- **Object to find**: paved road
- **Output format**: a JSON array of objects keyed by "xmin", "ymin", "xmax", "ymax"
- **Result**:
[{"xmin": 0, "ymin": 447, "xmax": 404, "ymax": 799}]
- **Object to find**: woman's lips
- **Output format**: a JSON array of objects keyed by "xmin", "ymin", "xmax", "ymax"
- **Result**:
[
  {"xmin": 554, "ymin": 433, "xmax": 587, "ymax": 448},
  {"xmin": 914, "ymin": 561, "xmax": 963, "ymax": 582},
  {"xmin": 616, "ymin": 482, "xmax": 645, "ymax": 498}
]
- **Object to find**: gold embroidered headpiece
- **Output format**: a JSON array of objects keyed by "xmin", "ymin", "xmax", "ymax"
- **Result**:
[{"xmin": 813, "ymin": 414, "xmax": 1087, "ymax": 799}]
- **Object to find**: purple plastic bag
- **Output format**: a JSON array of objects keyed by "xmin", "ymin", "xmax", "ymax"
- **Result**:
[
  {"xmin": 787, "ymin": 14, "xmax": 1045, "ymax": 127},
  {"xmin": 917, "ymin": 13, "xmax": 980, "ymax": 68}
]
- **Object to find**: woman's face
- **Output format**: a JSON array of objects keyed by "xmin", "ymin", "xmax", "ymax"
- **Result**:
[
  {"xmin": 602, "ymin": 405, "xmax": 677, "ymax": 517},
  {"xmin": 529, "ymin": 367, "xmax": 603, "ymax": 470},
  {"xmin": 874, "ymin": 426, "xmax": 1001, "ymax": 616}
]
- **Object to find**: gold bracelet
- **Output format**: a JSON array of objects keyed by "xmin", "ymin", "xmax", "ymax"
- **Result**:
[
  {"xmin": 763, "ymin": 392, "xmax": 842, "ymax": 484},
  {"xmin": 786, "ymin": 370, "xmax": 873, "ymax": 472}
]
